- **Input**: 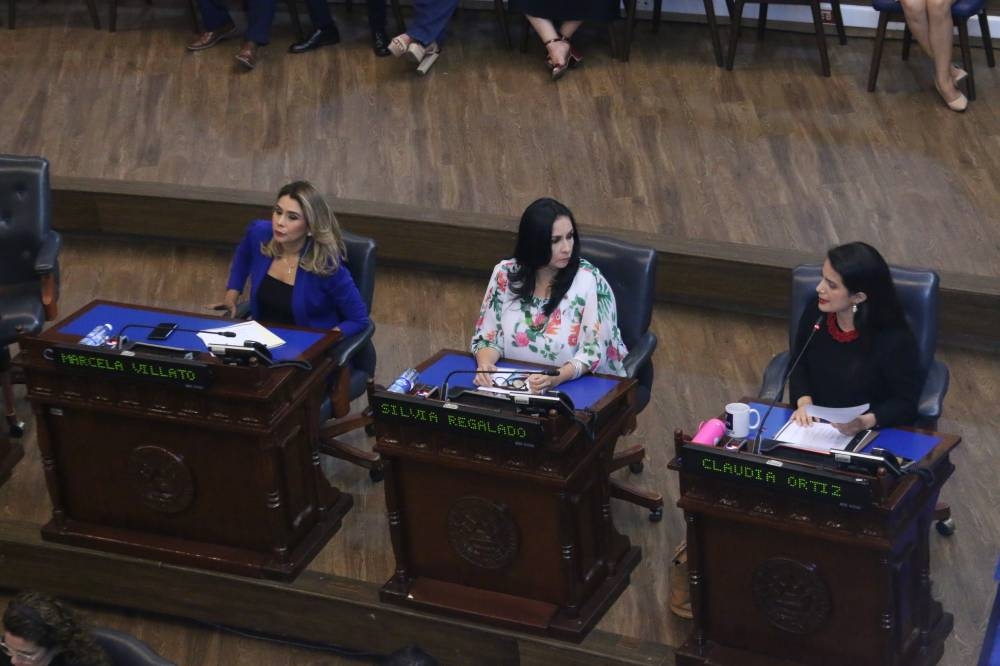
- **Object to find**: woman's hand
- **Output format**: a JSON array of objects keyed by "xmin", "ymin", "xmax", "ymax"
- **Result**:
[
  {"xmin": 214, "ymin": 289, "xmax": 241, "ymax": 318},
  {"xmin": 527, "ymin": 372, "xmax": 560, "ymax": 394},
  {"xmin": 791, "ymin": 396, "xmax": 814, "ymax": 427},
  {"xmin": 473, "ymin": 361, "xmax": 498, "ymax": 387},
  {"xmin": 832, "ymin": 413, "xmax": 876, "ymax": 436}
]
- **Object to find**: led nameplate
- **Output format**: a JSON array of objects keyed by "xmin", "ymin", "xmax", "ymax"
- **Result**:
[{"xmin": 50, "ymin": 345, "xmax": 212, "ymax": 389}]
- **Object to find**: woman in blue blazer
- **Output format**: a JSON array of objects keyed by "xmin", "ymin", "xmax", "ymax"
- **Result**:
[{"xmin": 223, "ymin": 181, "xmax": 369, "ymax": 338}]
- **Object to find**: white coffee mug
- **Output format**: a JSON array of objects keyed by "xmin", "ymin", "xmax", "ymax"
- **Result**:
[{"xmin": 725, "ymin": 402, "xmax": 761, "ymax": 438}]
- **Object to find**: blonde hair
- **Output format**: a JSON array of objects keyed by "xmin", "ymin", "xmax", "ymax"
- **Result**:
[{"xmin": 262, "ymin": 181, "xmax": 346, "ymax": 276}]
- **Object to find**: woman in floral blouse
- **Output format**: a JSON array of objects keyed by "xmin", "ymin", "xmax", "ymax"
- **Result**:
[{"xmin": 470, "ymin": 198, "xmax": 628, "ymax": 393}]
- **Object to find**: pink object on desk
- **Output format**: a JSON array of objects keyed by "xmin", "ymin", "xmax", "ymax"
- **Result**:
[{"xmin": 692, "ymin": 418, "xmax": 726, "ymax": 446}]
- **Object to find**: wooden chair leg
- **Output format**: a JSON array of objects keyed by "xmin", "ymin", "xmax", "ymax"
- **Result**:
[
  {"xmin": 725, "ymin": 0, "xmax": 745, "ymax": 70},
  {"xmin": 902, "ymin": 22, "xmax": 912, "ymax": 60},
  {"xmin": 109, "ymin": 0, "xmax": 117, "ymax": 31},
  {"xmin": 757, "ymin": 2, "xmax": 767, "ymax": 40},
  {"xmin": 285, "ymin": 0, "xmax": 304, "ymax": 41},
  {"xmin": 703, "ymin": 0, "xmax": 724, "ymax": 66},
  {"xmin": 391, "ymin": 0, "xmax": 404, "ymax": 34},
  {"xmin": 867, "ymin": 11, "xmax": 889, "ymax": 91},
  {"xmin": 8, "ymin": 0, "xmax": 14, "ymax": 30},
  {"xmin": 958, "ymin": 22, "xmax": 975, "ymax": 100},
  {"xmin": 86, "ymin": 0, "xmax": 101, "ymax": 28},
  {"xmin": 607, "ymin": 21, "xmax": 619, "ymax": 59},
  {"xmin": 980, "ymin": 9, "xmax": 995, "ymax": 68},
  {"xmin": 494, "ymin": 0, "xmax": 510, "ymax": 49},
  {"xmin": 652, "ymin": 0, "xmax": 662, "ymax": 33},
  {"xmin": 520, "ymin": 15, "xmax": 530, "ymax": 53},
  {"xmin": 622, "ymin": 0, "xmax": 636, "ymax": 61},
  {"xmin": 831, "ymin": 0, "xmax": 846, "ymax": 45},
  {"xmin": 809, "ymin": 0, "xmax": 830, "ymax": 76},
  {"xmin": 187, "ymin": 0, "xmax": 200, "ymax": 32}
]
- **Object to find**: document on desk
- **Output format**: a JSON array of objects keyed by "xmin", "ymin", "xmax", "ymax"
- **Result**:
[
  {"xmin": 773, "ymin": 405, "xmax": 870, "ymax": 452},
  {"xmin": 197, "ymin": 321, "xmax": 286, "ymax": 349},
  {"xmin": 804, "ymin": 403, "xmax": 869, "ymax": 424}
]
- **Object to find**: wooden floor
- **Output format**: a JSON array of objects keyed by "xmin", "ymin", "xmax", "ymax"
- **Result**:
[
  {"xmin": 1, "ymin": 3, "xmax": 999, "ymax": 281},
  {"xmin": 1, "ymin": 236, "xmax": 997, "ymax": 664}
]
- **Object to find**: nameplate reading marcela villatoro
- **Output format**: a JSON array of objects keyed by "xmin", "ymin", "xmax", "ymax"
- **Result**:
[
  {"xmin": 49, "ymin": 345, "xmax": 213, "ymax": 390},
  {"xmin": 681, "ymin": 443, "xmax": 874, "ymax": 510},
  {"xmin": 373, "ymin": 392, "xmax": 544, "ymax": 448}
]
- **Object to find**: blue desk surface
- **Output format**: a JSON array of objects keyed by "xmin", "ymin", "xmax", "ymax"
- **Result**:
[
  {"xmin": 418, "ymin": 353, "xmax": 622, "ymax": 411},
  {"xmin": 747, "ymin": 401, "xmax": 941, "ymax": 462},
  {"xmin": 59, "ymin": 303, "xmax": 325, "ymax": 362}
]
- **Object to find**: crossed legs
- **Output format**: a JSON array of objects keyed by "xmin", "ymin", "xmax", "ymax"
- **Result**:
[{"xmin": 899, "ymin": 0, "xmax": 967, "ymax": 109}]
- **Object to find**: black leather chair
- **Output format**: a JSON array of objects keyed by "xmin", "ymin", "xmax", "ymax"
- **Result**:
[
  {"xmin": 317, "ymin": 232, "xmax": 382, "ymax": 481},
  {"xmin": 92, "ymin": 627, "xmax": 175, "ymax": 666},
  {"xmin": 759, "ymin": 263, "xmax": 954, "ymax": 533},
  {"xmin": 581, "ymin": 235, "xmax": 663, "ymax": 521},
  {"xmin": 0, "ymin": 154, "xmax": 61, "ymax": 438}
]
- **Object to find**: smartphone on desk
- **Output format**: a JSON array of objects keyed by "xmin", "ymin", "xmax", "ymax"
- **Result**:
[{"xmin": 148, "ymin": 322, "xmax": 178, "ymax": 340}]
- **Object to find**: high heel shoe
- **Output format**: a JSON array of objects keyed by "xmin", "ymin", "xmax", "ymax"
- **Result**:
[
  {"xmin": 952, "ymin": 64, "xmax": 968, "ymax": 85},
  {"xmin": 388, "ymin": 35, "xmax": 410, "ymax": 58},
  {"xmin": 6, "ymin": 411, "xmax": 24, "ymax": 438},
  {"xmin": 935, "ymin": 80, "xmax": 968, "ymax": 112},
  {"xmin": 543, "ymin": 36, "xmax": 572, "ymax": 80},
  {"xmin": 405, "ymin": 41, "xmax": 440, "ymax": 75}
]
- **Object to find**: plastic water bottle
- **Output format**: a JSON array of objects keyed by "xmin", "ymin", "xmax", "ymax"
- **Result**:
[
  {"xmin": 79, "ymin": 323, "xmax": 113, "ymax": 347},
  {"xmin": 387, "ymin": 368, "xmax": 419, "ymax": 394}
]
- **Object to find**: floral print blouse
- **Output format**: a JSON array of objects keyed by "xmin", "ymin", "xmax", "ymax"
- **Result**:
[{"xmin": 471, "ymin": 258, "xmax": 628, "ymax": 376}]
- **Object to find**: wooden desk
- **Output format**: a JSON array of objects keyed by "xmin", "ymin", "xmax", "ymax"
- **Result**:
[
  {"xmin": 374, "ymin": 350, "xmax": 641, "ymax": 641},
  {"xmin": 16, "ymin": 300, "xmax": 352, "ymax": 580},
  {"xmin": 669, "ymin": 414, "xmax": 960, "ymax": 666}
]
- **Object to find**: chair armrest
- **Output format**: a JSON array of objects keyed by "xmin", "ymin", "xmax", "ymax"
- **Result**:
[
  {"xmin": 759, "ymin": 351, "xmax": 790, "ymax": 400},
  {"xmin": 917, "ymin": 359, "xmax": 949, "ymax": 424},
  {"xmin": 623, "ymin": 332, "xmax": 657, "ymax": 380},
  {"xmin": 330, "ymin": 321, "xmax": 375, "ymax": 369},
  {"xmin": 33, "ymin": 231, "xmax": 61, "ymax": 274}
]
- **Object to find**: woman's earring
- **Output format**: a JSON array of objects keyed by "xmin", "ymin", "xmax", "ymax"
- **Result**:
[{"xmin": 852, "ymin": 303, "xmax": 858, "ymax": 313}]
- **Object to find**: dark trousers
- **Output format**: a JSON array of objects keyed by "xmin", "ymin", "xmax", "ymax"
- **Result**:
[{"xmin": 198, "ymin": 0, "xmax": 388, "ymax": 43}]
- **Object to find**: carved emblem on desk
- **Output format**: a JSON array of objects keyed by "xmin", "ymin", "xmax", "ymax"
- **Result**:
[
  {"xmin": 447, "ymin": 496, "xmax": 519, "ymax": 570},
  {"xmin": 751, "ymin": 557, "xmax": 831, "ymax": 634},
  {"xmin": 127, "ymin": 445, "xmax": 195, "ymax": 514}
]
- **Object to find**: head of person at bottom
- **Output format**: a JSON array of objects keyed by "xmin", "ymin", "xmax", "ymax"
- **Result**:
[
  {"xmin": 509, "ymin": 197, "xmax": 582, "ymax": 314},
  {"xmin": 817, "ymin": 241, "xmax": 908, "ymax": 339},
  {"xmin": 2, "ymin": 592, "xmax": 110, "ymax": 666},
  {"xmin": 263, "ymin": 180, "xmax": 347, "ymax": 277}
]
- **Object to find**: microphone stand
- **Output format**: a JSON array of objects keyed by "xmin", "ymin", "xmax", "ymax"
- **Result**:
[{"xmin": 751, "ymin": 314, "xmax": 824, "ymax": 455}]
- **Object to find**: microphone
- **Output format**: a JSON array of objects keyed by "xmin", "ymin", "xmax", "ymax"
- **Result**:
[
  {"xmin": 116, "ymin": 323, "xmax": 237, "ymax": 344},
  {"xmin": 442, "ymin": 367, "xmax": 560, "ymax": 401},
  {"xmin": 751, "ymin": 313, "xmax": 824, "ymax": 454}
]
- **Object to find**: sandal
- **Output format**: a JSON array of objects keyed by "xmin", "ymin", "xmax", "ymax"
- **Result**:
[
  {"xmin": 388, "ymin": 34, "xmax": 410, "ymax": 58},
  {"xmin": 414, "ymin": 42, "xmax": 441, "ymax": 75},
  {"xmin": 543, "ymin": 35, "xmax": 571, "ymax": 80}
]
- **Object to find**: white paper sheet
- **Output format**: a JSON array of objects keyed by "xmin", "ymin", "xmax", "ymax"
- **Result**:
[
  {"xmin": 197, "ymin": 320, "xmax": 286, "ymax": 350},
  {"xmin": 774, "ymin": 420, "xmax": 855, "ymax": 453},
  {"xmin": 804, "ymin": 403, "xmax": 870, "ymax": 424}
]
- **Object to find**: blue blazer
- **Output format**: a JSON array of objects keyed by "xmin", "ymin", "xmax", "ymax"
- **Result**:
[{"xmin": 226, "ymin": 220, "xmax": 370, "ymax": 338}]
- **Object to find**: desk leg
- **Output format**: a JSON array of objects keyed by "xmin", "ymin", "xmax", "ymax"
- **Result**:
[
  {"xmin": 383, "ymin": 458, "xmax": 411, "ymax": 592},
  {"xmin": 686, "ymin": 511, "xmax": 707, "ymax": 648},
  {"xmin": 35, "ymin": 406, "xmax": 67, "ymax": 526},
  {"xmin": 559, "ymin": 491, "xmax": 583, "ymax": 619}
]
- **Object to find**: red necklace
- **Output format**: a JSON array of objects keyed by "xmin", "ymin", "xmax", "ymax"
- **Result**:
[{"xmin": 826, "ymin": 313, "xmax": 859, "ymax": 343}]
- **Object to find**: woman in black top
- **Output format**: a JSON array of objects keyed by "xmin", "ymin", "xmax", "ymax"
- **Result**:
[{"xmin": 789, "ymin": 242, "xmax": 922, "ymax": 435}]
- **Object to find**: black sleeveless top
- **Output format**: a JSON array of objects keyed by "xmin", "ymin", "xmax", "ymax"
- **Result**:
[{"xmin": 257, "ymin": 274, "xmax": 295, "ymax": 325}]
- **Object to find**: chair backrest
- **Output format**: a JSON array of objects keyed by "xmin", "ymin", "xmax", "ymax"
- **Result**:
[
  {"xmin": 341, "ymin": 231, "xmax": 377, "ymax": 379},
  {"xmin": 342, "ymin": 231, "xmax": 377, "ymax": 311},
  {"xmin": 0, "ymin": 154, "xmax": 51, "ymax": 286},
  {"xmin": 579, "ymin": 235, "xmax": 657, "ymax": 411},
  {"xmin": 788, "ymin": 264, "xmax": 939, "ymax": 383},
  {"xmin": 91, "ymin": 627, "xmax": 176, "ymax": 666},
  {"xmin": 580, "ymin": 236, "xmax": 656, "ymax": 352}
]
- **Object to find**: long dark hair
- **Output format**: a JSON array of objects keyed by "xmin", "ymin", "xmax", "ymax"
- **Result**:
[
  {"xmin": 509, "ymin": 198, "xmax": 581, "ymax": 317},
  {"xmin": 3, "ymin": 591, "xmax": 110, "ymax": 666},
  {"xmin": 827, "ymin": 242, "xmax": 908, "ymax": 340}
]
